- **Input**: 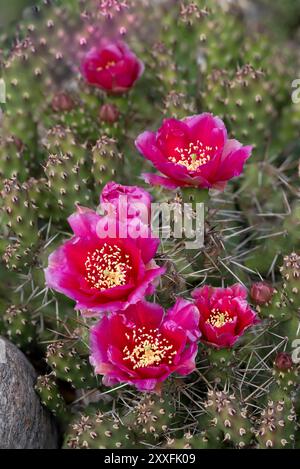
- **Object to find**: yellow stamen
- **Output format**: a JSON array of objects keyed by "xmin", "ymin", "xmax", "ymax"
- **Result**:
[
  {"xmin": 123, "ymin": 326, "xmax": 177, "ymax": 369},
  {"xmin": 206, "ymin": 308, "xmax": 234, "ymax": 328},
  {"xmin": 169, "ymin": 140, "xmax": 217, "ymax": 171},
  {"xmin": 84, "ymin": 244, "xmax": 132, "ymax": 291},
  {"xmin": 97, "ymin": 60, "xmax": 116, "ymax": 72}
]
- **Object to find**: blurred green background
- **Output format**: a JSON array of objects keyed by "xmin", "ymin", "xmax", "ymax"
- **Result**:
[{"xmin": 0, "ymin": 0, "xmax": 36, "ymax": 30}]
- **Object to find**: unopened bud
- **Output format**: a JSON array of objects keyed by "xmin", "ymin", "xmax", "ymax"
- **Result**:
[
  {"xmin": 51, "ymin": 92, "xmax": 75, "ymax": 112},
  {"xmin": 99, "ymin": 103, "xmax": 120, "ymax": 124},
  {"xmin": 250, "ymin": 282, "xmax": 274, "ymax": 305},
  {"xmin": 274, "ymin": 352, "xmax": 293, "ymax": 371}
]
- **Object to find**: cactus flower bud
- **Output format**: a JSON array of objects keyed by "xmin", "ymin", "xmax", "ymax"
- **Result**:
[
  {"xmin": 100, "ymin": 181, "xmax": 152, "ymax": 221},
  {"xmin": 274, "ymin": 352, "xmax": 293, "ymax": 371},
  {"xmin": 51, "ymin": 92, "xmax": 75, "ymax": 112},
  {"xmin": 250, "ymin": 281, "xmax": 274, "ymax": 305},
  {"xmin": 99, "ymin": 103, "xmax": 120, "ymax": 124}
]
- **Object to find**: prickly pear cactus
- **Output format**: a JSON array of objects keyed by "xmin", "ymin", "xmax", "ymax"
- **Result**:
[
  {"xmin": 64, "ymin": 411, "xmax": 135, "ymax": 449},
  {"xmin": 0, "ymin": 0, "xmax": 300, "ymax": 450}
]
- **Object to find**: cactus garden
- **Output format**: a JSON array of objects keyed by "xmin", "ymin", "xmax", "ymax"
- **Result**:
[{"xmin": 0, "ymin": 0, "xmax": 300, "ymax": 451}]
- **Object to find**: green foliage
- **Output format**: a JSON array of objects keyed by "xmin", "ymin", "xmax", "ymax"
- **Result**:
[
  {"xmin": 64, "ymin": 410, "xmax": 136, "ymax": 449},
  {"xmin": 46, "ymin": 341, "xmax": 98, "ymax": 390},
  {"xmin": 35, "ymin": 374, "xmax": 68, "ymax": 421}
]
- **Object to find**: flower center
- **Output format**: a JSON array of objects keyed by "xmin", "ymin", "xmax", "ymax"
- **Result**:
[
  {"xmin": 206, "ymin": 308, "xmax": 234, "ymax": 328},
  {"xmin": 84, "ymin": 243, "xmax": 132, "ymax": 290},
  {"xmin": 97, "ymin": 60, "xmax": 117, "ymax": 72},
  {"xmin": 169, "ymin": 140, "xmax": 217, "ymax": 171},
  {"xmin": 123, "ymin": 326, "xmax": 177, "ymax": 369}
]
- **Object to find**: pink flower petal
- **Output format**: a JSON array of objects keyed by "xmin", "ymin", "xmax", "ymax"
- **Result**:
[
  {"xmin": 68, "ymin": 206, "xmax": 101, "ymax": 237},
  {"xmin": 142, "ymin": 173, "xmax": 180, "ymax": 189}
]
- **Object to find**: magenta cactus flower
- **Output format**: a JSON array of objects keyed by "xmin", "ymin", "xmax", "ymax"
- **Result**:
[
  {"xmin": 100, "ymin": 181, "xmax": 152, "ymax": 222},
  {"xmin": 135, "ymin": 113, "xmax": 252, "ymax": 190},
  {"xmin": 192, "ymin": 284, "xmax": 257, "ymax": 348},
  {"xmin": 90, "ymin": 299, "xmax": 200, "ymax": 391},
  {"xmin": 45, "ymin": 206, "xmax": 164, "ymax": 316},
  {"xmin": 81, "ymin": 38, "xmax": 144, "ymax": 94}
]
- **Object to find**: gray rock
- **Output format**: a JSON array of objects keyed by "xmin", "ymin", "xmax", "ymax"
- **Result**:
[{"xmin": 0, "ymin": 337, "xmax": 58, "ymax": 449}]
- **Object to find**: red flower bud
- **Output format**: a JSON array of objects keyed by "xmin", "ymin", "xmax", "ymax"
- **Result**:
[
  {"xmin": 99, "ymin": 103, "xmax": 120, "ymax": 124},
  {"xmin": 274, "ymin": 352, "xmax": 293, "ymax": 371},
  {"xmin": 51, "ymin": 92, "xmax": 74, "ymax": 112},
  {"xmin": 250, "ymin": 281, "xmax": 274, "ymax": 305}
]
